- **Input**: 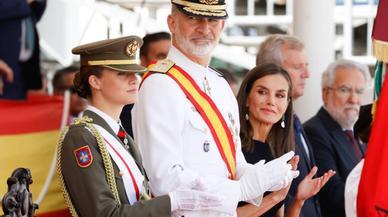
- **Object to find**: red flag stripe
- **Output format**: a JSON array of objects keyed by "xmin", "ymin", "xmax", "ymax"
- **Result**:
[
  {"xmin": 357, "ymin": 73, "xmax": 388, "ymax": 216},
  {"xmin": 37, "ymin": 208, "xmax": 71, "ymax": 217},
  {"xmin": 0, "ymin": 95, "xmax": 65, "ymax": 135}
]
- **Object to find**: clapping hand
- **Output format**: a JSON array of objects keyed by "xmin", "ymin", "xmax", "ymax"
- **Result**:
[{"xmin": 295, "ymin": 167, "xmax": 336, "ymax": 201}]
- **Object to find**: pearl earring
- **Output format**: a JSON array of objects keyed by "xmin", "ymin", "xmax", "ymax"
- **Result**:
[
  {"xmin": 245, "ymin": 114, "xmax": 249, "ymax": 121},
  {"xmin": 281, "ymin": 115, "xmax": 285, "ymax": 128}
]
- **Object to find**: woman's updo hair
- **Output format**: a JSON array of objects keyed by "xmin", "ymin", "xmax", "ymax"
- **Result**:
[{"xmin": 73, "ymin": 66, "xmax": 103, "ymax": 99}]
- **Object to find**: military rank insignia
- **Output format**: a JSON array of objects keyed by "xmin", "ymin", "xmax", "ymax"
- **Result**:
[
  {"xmin": 148, "ymin": 59, "xmax": 175, "ymax": 73},
  {"xmin": 74, "ymin": 146, "xmax": 93, "ymax": 168}
]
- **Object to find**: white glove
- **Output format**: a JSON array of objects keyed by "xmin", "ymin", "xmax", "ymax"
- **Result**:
[
  {"xmin": 169, "ymin": 178, "xmax": 223, "ymax": 214},
  {"xmin": 169, "ymin": 189, "xmax": 222, "ymax": 212},
  {"xmin": 239, "ymin": 151, "xmax": 299, "ymax": 201},
  {"xmin": 264, "ymin": 151, "xmax": 299, "ymax": 192}
]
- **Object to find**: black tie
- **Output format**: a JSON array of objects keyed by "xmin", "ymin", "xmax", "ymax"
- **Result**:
[{"xmin": 344, "ymin": 130, "xmax": 363, "ymax": 160}]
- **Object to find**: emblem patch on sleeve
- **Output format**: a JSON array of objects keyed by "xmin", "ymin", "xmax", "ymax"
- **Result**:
[{"xmin": 73, "ymin": 146, "xmax": 93, "ymax": 168}]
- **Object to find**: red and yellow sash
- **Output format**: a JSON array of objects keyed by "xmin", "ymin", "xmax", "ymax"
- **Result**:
[{"xmin": 143, "ymin": 62, "xmax": 236, "ymax": 179}]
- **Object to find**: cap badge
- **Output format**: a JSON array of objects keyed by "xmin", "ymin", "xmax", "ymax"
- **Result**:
[
  {"xmin": 199, "ymin": 0, "xmax": 219, "ymax": 5},
  {"xmin": 126, "ymin": 40, "xmax": 139, "ymax": 56}
]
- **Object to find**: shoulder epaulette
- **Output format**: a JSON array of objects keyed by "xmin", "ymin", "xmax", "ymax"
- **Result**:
[
  {"xmin": 209, "ymin": 66, "xmax": 224, "ymax": 77},
  {"xmin": 148, "ymin": 59, "xmax": 175, "ymax": 74},
  {"xmin": 72, "ymin": 116, "xmax": 93, "ymax": 126}
]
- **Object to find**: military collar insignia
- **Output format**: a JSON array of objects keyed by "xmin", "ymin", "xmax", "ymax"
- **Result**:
[
  {"xmin": 148, "ymin": 59, "xmax": 175, "ymax": 73},
  {"xmin": 126, "ymin": 40, "xmax": 139, "ymax": 56},
  {"xmin": 74, "ymin": 145, "xmax": 93, "ymax": 168}
]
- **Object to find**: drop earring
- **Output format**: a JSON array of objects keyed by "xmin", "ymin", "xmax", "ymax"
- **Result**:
[
  {"xmin": 281, "ymin": 115, "xmax": 285, "ymax": 128},
  {"xmin": 245, "ymin": 113, "xmax": 249, "ymax": 121}
]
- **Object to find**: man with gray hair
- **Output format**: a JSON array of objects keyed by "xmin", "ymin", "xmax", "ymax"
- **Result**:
[
  {"xmin": 304, "ymin": 59, "xmax": 370, "ymax": 217},
  {"xmin": 257, "ymin": 34, "xmax": 309, "ymax": 100},
  {"xmin": 257, "ymin": 34, "xmax": 327, "ymax": 217}
]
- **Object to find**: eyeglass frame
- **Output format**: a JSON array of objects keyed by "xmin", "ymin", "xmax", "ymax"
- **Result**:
[{"xmin": 326, "ymin": 85, "xmax": 365, "ymax": 98}]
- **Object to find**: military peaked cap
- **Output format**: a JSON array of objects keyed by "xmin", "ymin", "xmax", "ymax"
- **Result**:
[
  {"xmin": 172, "ymin": 0, "xmax": 228, "ymax": 19},
  {"xmin": 72, "ymin": 36, "xmax": 147, "ymax": 73}
]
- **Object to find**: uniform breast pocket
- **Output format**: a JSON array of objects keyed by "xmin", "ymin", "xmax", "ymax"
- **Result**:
[{"xmin": 188, "ymin": 111, "xmax": 209, "ymax": 134}]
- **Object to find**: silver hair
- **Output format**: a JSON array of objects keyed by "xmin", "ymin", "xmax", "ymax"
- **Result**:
[
  {"xmin": 321, "ymin": 59, "xmax": 371, "ymax": 88},
  {"xmin": 256, "ymin": 34, "xmax": 305, "ymax": 66}
]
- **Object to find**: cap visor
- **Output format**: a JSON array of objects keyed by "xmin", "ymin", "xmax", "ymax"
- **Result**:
[{"xmin": 104, "ymin": 64, "xmax": 147, "ymax": 74}]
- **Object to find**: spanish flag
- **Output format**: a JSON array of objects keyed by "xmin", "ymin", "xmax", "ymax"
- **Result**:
[
  {"xmin": 357, "ymin": 0, "xmax": 388, "ymax": 215},
  {"xmin": 0, "ymin": 94, "xmax": 71, "ymax": 217}
]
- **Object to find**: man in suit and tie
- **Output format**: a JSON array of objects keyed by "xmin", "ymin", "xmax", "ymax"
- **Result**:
[
  {"xmin": 303, "ymin": 59, "xmax": 369, "ymax": 217},
  {"xmin": 0, "ymin": 0, "xmax": 46, "ymax": 99},
  {"xmin": 256, "ymin": 34, "xmax": 329, "ymax": 217}
]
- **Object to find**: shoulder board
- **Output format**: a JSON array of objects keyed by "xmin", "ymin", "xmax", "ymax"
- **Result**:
[
  {"xmin": 209, "ymin": 66, "xmax": 224, "ymax": 77},
  {"xmin": 73, "ymin": 115, "xmax": 93, "ymax": 125},
  {"xmin": 148, "ymin": 59, "xmax": 175, "ymax": 74}
]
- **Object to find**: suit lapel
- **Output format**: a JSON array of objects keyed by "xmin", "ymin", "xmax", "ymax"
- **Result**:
[
  {"xmin": 300, "ymin": 128, "xmax": 316, "ymax": 166},
  {"xmin": 317, "ymin": 108, "xmax": 359, "ymax": 166},
  {"xmin": 330, "ymin": 130, "xmax": 358, "ymax": 165},
  {"xmin": 294, "ymin": 115, "xmax": 313, "ymax": 169}
]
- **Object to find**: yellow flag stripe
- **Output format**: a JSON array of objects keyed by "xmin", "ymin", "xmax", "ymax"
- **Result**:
[{"xmin": 0, "ymin": 130, "xmax": 68, "ymax": 215}]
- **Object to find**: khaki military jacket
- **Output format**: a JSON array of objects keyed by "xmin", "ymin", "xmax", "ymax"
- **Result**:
[{"xmin": 59, "ymin": 110, "xmax": 170, "ymax": 217}]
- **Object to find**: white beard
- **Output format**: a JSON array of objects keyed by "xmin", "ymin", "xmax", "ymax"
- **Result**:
[
  {"xmin": 174, "ymin": 23, "xmax": 217, "ymax": 57},
  {"xmin": 326, "ymin": 103, "xmax": 359, "ymax": 129}
]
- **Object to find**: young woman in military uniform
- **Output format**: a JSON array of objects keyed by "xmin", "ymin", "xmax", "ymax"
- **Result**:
[{"xmin": 56, "ymin": 36, "xmax": 223, "ymax": 217}]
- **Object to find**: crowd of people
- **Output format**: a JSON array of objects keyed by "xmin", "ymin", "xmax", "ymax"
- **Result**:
[{"xmin": 1, "ymin": 0, "xmax": 372, "ymax": 217}]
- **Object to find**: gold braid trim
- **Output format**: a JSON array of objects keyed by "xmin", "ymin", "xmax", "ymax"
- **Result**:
[
  {"xmin": 56, "ymin": 126, "xmax": 79, "ymax": 217},
  {"xmin": 183, "ymin": 6, "xmax": 226, "ymax": 17},
  {"xmin": 56, "ymin": 116, "xmax": 121, "ymax": 217},
  {"xmin": 172, "ymin": 0, "xmax": 226, "ymax": 10},
  {"xmin": 86, "ymin": 119, "xmax": 121, "ymax": 205}
]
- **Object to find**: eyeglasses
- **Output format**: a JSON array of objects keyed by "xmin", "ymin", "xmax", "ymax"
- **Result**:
[{"xmin": 327, "ymin": 86, "xmax": 364, "ymax": 98}]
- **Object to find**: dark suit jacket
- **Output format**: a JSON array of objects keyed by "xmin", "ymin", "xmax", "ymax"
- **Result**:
[
  {"xmin": 60, "ymin": 110, "xmax": 171, "ymax": 217},
  {"xmin": 0, "ymin": 0, "xmax": 44, "ymax": 99},
  {"xmin": 285, "ymin": 114, "xmax": 321, "ymax": 217},
  {"xmin": 303, "ymin": 107, "xmax": 365, "ymax": 217},
  {"xmin": 120, "ymin": 104, "xmax": 134, "ymax": 137}
]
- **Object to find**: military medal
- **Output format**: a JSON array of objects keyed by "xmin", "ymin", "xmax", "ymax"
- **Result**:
[
  {"xmin": 117, "ymin": 126, "xmax": 129, "ymax": 149},
  {"xmin": 228, "ymin": 112, "xmax": 235, "ymax": 126},
  {"xmin": 123, "ymin": 138, "xmax": 129, "ymax": 150},
  {"xmin": 228, "ymin": 112, "xmax": 239, "ymax": 146},
  {"xmin": 203, "ymin": 75, "xmax": 212, "ymax": 96}
]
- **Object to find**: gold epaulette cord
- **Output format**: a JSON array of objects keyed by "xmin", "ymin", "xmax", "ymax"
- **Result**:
[{"xmin": 56, "ymin": 116, "xmax": 121, "ymax": 217}]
